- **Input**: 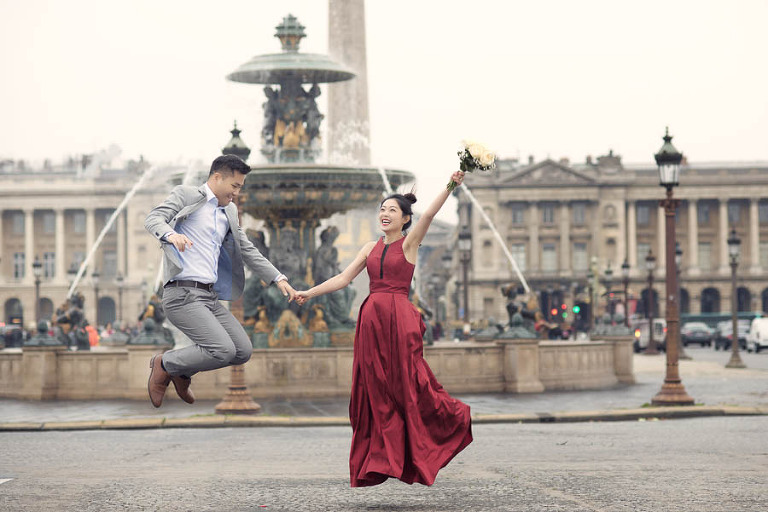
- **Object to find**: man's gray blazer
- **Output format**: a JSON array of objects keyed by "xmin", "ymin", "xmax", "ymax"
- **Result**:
[{"xmin": 145, "ymin": 184, "xmax": 280, "ymax": 301}]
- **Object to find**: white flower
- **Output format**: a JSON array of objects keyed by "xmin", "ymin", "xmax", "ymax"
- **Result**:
[
  {"xmin": 466, "ymin": 143, "xmax": 485, "ymax": 160},
  {"xmin": 478, "ymin": 149, "xmax": 495, "ymax": 167}
]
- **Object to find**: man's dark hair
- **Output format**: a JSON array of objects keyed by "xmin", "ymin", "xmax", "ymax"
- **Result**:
[{"xmin": 209, "ymin": 155, "xmax": 251, "ymax": 177}]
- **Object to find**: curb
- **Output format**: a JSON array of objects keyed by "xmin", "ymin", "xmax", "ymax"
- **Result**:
[{"xmin": 0, "ymin": 406, "xmax": 765, "ymax": 432}]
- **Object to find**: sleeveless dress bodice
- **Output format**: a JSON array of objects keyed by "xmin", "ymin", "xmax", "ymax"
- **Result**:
[{"xmin": 366, "ymin": 236, "xmax": 413, "ymax": 296}]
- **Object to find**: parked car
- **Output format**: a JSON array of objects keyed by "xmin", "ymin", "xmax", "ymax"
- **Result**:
[
  {"xmin": 680, "ymin": 322, "xmax": 714, "ymax": 347},
  {"xmin": 714, "ymin": 320, "xmax": 749, "ymax": 351},
  {"xmin": 631, "ymin": 318, "xmax": 667, "ymax": 353},
  {"xmin": 747, "ymin": 317, "xmax": 768, "ymax": 353}
]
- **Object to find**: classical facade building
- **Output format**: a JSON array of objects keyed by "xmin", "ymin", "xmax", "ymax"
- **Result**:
[
  {"xmin": 457, "ymin": 151, "xmax": 768, "ymax": 329},
  {"xmin": 0, "ymin": 156, "xmax": 196, "ymax": 331}
]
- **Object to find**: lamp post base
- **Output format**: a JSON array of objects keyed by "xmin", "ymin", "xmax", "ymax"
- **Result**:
[
  {"xmin": 214, "ymin": 365, "xmax": 261, "ymax": 415},
  {"xmin": 725, "ymin": 354, "xmax": 746, "ymax": 369},
  {"xmin": 651, "ymin": 381, "xmax": 695, "ymax": 406}
]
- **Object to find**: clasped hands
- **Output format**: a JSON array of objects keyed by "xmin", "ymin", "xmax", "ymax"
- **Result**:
[{"xmin": 276, "ymin": 282, "xmax": 310, "ymax": 305}]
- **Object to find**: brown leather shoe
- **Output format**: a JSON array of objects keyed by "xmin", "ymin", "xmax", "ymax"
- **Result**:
[
  {"xmin": 170, "ymin": 375, "xmax": 195, "ymax": 404},
  {"xmin": 148, "ymin": 353, "xmax": 170, "ymax": 408}
]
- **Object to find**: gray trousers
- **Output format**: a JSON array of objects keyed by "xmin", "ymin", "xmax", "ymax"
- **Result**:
[{"xmin": 161, "ymin": 286, "xmax": 252, "ymax": 377}]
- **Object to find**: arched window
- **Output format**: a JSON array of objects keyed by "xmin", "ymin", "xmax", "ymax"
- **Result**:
[
  {"xmin": 4, "ymin": 298, "xmax": 23, "ymax": 327},
  {"xmin": 762, "ymin": 288, "xmax": 768, "ymax": 313},
  {"xmin": 680, "ymin": 288, "xmax": 690, "ymax": 314},
  {"xmin": 701, "ymin": 288, "xmax": 721, "ymax": 313},
  {"xmin": 636, "ymin": 288, "xmax": 659, "ymax": 318},
  {"xmin": 97, "ymin": 297, "xmax": 116, "ymax": 327},
  {"xmin": 39, "ymin": 298, "xmax": 54, "ymax": 321},
  {"xmin": 737, "ymin": 287, "xmax": 751, "ymax": 312}
]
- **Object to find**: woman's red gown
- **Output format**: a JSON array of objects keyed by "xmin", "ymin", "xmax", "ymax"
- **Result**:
[{"xmin": 349, "ymin": 237, "xmax": 473, "ymax": 487}]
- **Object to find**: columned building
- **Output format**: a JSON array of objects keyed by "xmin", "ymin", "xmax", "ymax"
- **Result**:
[
  {"xmin": 457, "ymin": 151, "xmax": 768, "ymax": 328},
  {"xmin": 0, "ymin": 157, "xmax": 189, "ymax": 331}
]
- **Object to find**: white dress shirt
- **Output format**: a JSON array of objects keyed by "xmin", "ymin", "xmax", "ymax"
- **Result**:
[{"xmin": 171, "ymin": 184, "xmax": 229, "ymax": 284}]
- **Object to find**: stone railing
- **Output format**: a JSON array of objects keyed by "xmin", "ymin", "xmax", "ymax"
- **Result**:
[{"xmin": 0, "ymin": 337, "xmax": 634, "ymax": 401}]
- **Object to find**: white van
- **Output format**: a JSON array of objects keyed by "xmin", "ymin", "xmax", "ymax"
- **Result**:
[
  {"xmin": 631, "ymin": 318, "xmax": 667, "ymax": 353},
  {"xmin": 746, "ymin": 317, "xmax": 768, "ymax": 353}
]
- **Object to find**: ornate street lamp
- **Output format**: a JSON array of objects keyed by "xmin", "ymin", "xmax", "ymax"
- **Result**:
[
  {"xmin": 621, "ymin": 259, "xmax": 630, "ymax": 326},
  {"xmin": 675, "ymin": 243, "xmax": 691, "ymax": 360},
  {"xmin": 643, "ymin": 249, "xmax": 658, "ymax": 354},
  {"xmin": 586, "ymin": 270, "xmax": 595, "ymax": 333},
  {"xmin": 32, "ymin": 256, "xmax": 43, "ymax": 323},
  {"xmin": 116, "ymin": 273, "xmax": 124, "ymax": 324},
  {"xmin": 458, "ymin": 233, "xmax": 472, "ymax": 338},
  {"xmin": 92, "ymin": 270, "xmax": 100, "ymax": 327},
  {"xmin": 726, "ymin": 228, "xmax": 746, "ymax": 369},
  {"xmin": 652, "ymin": 128, "xmax": 694, "ymax": 405},
  {"xmin": 604, "ymin": 263, "xmax": 614, "ymax": 316}
]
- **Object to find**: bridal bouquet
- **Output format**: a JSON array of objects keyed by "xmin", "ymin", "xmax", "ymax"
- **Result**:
[{"xmin": 447, "ymin": 140, "xmax": 496, "ymax": 191}]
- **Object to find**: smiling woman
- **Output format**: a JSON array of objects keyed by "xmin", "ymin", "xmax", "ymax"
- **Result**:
[{"xmin": 295, "ymin": 169, "xmax": 472, "ymax": 487}]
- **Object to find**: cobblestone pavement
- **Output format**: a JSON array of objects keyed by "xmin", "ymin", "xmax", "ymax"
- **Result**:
[
  {"xmin": 0, "ymin": 417, "xmax": 766, "ymax": 511},
  {"xmin": 1, "ymin": 348, "xmax": 766, "ymax": 424}
]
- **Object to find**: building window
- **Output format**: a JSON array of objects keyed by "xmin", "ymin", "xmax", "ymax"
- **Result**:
[
  {"xmin": 73, "ymin": 212, "xmax": 86, "ymax": 234},
  {"xmin": 698, "ymin": 242, "xmax": 713, "ymax": 271},
  {"xmin": 542, "ymin": 243, "xmax": 557, "ymax": 272},
  {"xmin": 572, "ymin": 203, "xmax": 585, "ymax": 226},
  {"xmin": 637, "ymin": 243, "xmax": 651, "ymax": 268},
  {"xmin": 698, "ymin": 203, "xmax": 710, "ymax": 225},
  {"xmin": 760, "ymin": 242, "xmax": 768, "ymax": 268},
  {"xmin": 511, "ymin": 205, "xmax": 525, "ymax": 225},
  {"xmin": 43, "ymin": 252, "xmax": 55, "ymax": 278},
  {"xmin": 637, "ymin": 205, "xmax": 650, "ymax": 226},
  {"xmin": 12, "ymin": 213, "xmax": 24, "ymax": 235},
  {"xmin": 542, "ymin": 205, "xmax": 555, "ymax": 224},
  {"xmin": 483, "ymin": 298, "xmax": 495, "ymax": 320},
  {"xmin": 104, "ymin": 211, "xmax": 117, "ymax": 233},
  {"xmin": 42, "ymin": 212, "xmax": 55, "ymax": 234},
  {"xmin": 510, "ymin": 243, "xmax": 526, "ymax": 272},
  {"xmin": 13, "ymin": 252, "xmax": 25, "ymax": 279},
  {"xmin": 72, "ymin": 252, "xmax": 85, "ymax": 269},
  {"xmin": 481, "ymin": 240, "xmax": 493, "ymax": 267},
  {"xmin": 728, "ymin": 203, "xmax": 741, "ymax": 225},
  {"xmin": 759, "ymin": 202, "xmax": 768, "ymax": 224},
  {"xmin": 573, "ymin": 243, "xmax": 588, "ymax": 271},
  {"xmin": 103, "ymin": 251, "xmax": 117, "ymax": 277}
]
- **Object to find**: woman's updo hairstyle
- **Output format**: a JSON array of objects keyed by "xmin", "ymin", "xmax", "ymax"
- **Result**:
[{"xmin": 381, "ymin": 192, "xmax": 417, "ymax": 232}]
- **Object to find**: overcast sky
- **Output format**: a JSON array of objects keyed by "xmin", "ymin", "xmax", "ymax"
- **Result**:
[{"xmin": 2, "ymin": 0, "xmax": 767, "ymax": 222}]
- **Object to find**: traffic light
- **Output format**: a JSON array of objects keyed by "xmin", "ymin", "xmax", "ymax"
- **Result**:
[
  {"xmin": 572, "ymin": 305, "xmax": 581, "ymax": 314},
  {"xmin": 550, "ymin": 308, "xmax": 558, "ymax": 316}
]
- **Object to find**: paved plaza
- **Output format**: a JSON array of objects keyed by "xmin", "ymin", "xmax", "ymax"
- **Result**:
[
  {"xmin": 0, "ymin": 348, "xmax": 767, "ymax": 511},
  {"xmin": 0, "ymin": 418, "xmax": 766, "ymax": 511}
]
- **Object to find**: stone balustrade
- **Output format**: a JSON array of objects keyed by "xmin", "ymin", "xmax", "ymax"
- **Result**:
[{"xmin": 0, "ymin": 337, "xmax": 634, "ymax": 401}]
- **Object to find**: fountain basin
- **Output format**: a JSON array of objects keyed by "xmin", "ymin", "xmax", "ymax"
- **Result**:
[{"xmin": 241, "ymin": 165, "xmax": 414, "ymax": 219}]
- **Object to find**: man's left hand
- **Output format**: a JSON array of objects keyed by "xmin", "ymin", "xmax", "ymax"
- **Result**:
[{"xmin": 276, "ymin": 280, "xmax": 297, "ymax": 303}]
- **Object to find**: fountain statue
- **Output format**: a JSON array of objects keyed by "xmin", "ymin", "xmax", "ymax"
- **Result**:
[
  {"xmin": 228, "ymin": 15, "xmax": 414, "ymax": 347},
  {"xmin": 53, "ymin": 293, "xmax": 90, "ymax": 350},
  {"xmin": 26, "ymin": 321, "xmax": 64, "ymax": 347}
]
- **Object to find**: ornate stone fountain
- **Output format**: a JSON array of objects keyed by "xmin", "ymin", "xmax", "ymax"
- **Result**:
[{"xmin": 227, "ymin": 15, "xmax": 413, "ymax": 347}]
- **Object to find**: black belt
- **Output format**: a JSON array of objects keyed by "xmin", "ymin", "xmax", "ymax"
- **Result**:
[{"xmin": 164, "ymin": 280, "xmax": 214, "ymax": 292}]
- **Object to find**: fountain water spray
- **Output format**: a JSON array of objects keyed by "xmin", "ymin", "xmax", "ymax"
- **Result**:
[
  {"xmin": 459, "ymin": 184, "xmax": 531, "ymax": 295},
  {"xmin": 66, "ymin": 165, "xmax": 159, "ymax": 298},
  {"xmin": 376, "ymin": 166, "xmax": 394, "ymax": 196}
]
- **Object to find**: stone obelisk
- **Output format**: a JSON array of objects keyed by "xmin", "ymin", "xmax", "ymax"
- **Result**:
[{"xmin": 328, "ymin": 0, "xmax": 371, "ymax": 165}]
